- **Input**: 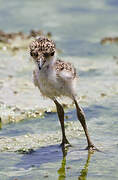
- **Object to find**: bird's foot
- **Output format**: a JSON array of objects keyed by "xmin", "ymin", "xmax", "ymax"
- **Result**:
[
  {"xmin": 60, "ymin": 138, "xmax": 72, "ymax": 148},
  {"xmin": 85, "ymin": 144, "xmax": 100, "ymax": 152}
]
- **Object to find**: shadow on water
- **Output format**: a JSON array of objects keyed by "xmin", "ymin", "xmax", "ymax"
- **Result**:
[
  {"xmin": 16, "ymin": 144, "xmax": 62, "ymax": 169},
  {"xmin": 16, "ymin": 144, "xmax": 94, "ymax": 179}
]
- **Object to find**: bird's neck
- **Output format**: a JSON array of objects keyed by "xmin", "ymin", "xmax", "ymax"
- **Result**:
[{"xmin": 49, "ymin": 55, "xmax": 56, "ymax": 66}]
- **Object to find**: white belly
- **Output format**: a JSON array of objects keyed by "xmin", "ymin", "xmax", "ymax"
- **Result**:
[{"xmin": 33, "ymin": 66, "xmax": 77, "ymax": 99}]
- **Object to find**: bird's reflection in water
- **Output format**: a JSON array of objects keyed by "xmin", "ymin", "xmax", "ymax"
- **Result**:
[
  {"xmin": 78, "ymin": 152, "xmax": 93, "ymax": 180},
  {"xmin": 58, "ymin": 147, "xmax": 68, "ymax": 180},
  {"xmin": 58, "ymin": 147, "xmax": 94, "ymax": 180}
]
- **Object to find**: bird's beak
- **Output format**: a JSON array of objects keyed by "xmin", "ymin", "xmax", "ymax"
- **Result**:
[
  {"xmin": 38, "ymin": 58, "xmax": 43, "ymax": 70},
  {"xmin": 37, "ymin": 55, "xmax": 46, "ymax": 70}
]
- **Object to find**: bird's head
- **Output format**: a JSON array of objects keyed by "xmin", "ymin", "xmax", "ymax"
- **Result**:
[{"xmin": 29, "ymin": 36, "xmax": 56, "ymax": 70}]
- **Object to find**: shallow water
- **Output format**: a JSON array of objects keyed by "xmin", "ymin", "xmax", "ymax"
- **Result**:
[
  {"xmin": 0, "ymin": 0, "xmax": 118, "ymax": 179},
  {"xmin": 0, "ymin": 97, "xmax": 118, "ymax": 180}
]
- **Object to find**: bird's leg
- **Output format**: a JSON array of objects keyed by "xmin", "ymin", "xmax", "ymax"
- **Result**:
[
  {"xmin": 73, "ymin": 98, "xmax": 97, "ymax": 151},
  {"xmin": 53, "ymin": 98, "xmax": 70, "ymax": 147}
]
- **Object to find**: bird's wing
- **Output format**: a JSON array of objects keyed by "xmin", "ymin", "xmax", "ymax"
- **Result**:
[{"xmin": 55, "ymin": 59, "xmax": 76, "ymax": 80}]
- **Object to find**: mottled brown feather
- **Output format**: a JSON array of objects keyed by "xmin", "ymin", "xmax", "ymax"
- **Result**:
[
  {"xmin": 55, "ymin": 59, "xmax": 76, "ymax": 79},
  {"xmin": 30, "ymin": 36, "xmax": 55, "ymax": 55}
]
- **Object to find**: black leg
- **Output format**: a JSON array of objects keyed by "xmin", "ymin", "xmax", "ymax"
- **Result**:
[
  {"xmin": 73, "ymin": 98, "xmax": 97, "ymax": 151},
  {"xmin": 53, "ymin": 98, "xmax": 70, "ymax": 147}
]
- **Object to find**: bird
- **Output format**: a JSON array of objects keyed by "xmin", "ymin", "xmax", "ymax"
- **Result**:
[{"xmin": 29, "ymin": 36, "xmax": 97, "ymax": 151}]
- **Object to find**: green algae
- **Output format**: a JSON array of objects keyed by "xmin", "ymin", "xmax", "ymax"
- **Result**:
[
  {"xmin": 16, "ymin": 148, "xmax": 35, "ymax": 154},
  {"xmin": 0, "ymin": 121, "xmax": 82, "ymax": 152}
]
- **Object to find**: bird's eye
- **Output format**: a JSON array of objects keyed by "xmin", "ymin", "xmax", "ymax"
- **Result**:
[
  {"xmin": 30, "ymin": 51, "xmax": 38, "ymax": 58},
  {"xmin": 43, "ymin": 53, "xmax": 49, "ymax": 58},
  {"xmin": 30, "ymin": 51, "xmax": 33, "ymax": 57},
  {"xmin": 34, "ymin": 52, "xmax": 38, "ymax": 57},
  {"xmin": 50, "ymin": 52, "xmax": 55, "ymax": 56}
]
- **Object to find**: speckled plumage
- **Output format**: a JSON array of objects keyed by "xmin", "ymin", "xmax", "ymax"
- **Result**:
[
  {"xmin": 30, "ymin": 36, "xmax": 55, "ymax": 55},
  {"xmin": 55, "ymin": 59, "xmax": 76, "ymax": 79},
  {"xmin": 30, "ymin": 37, "xmax": 77, "ymax": 99}
]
